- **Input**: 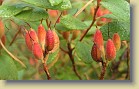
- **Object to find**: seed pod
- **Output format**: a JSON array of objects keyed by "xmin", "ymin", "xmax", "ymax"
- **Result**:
[
  {"xmin": 93, "ymin": 29, "xmax": 104, "ymax": 50},
  {"xmin": 96, "ymin": 7, "xmax": 103, "ymax": 17},
  {"xmin": 49, "ymin": 31, "xmax": 60, "ymax": 53},
  {"xmin": 62, "ymin": 31, "xmax": 70, "ymax": 41},
  {"xmin": 71, "ymin": 30, "xmax": 81, "ymax": 40},
  {"xmin": 25, "ymin": 29, "xmax": 38, "ymax": 50},
  {"xmin": 90, "ymin": 7, "xmax": 95, "ymax": 16},
  {"xmin": 91, "ymin": 44, "xmax": 102, "ymax": 62},
  {"xmin": 112, "ymin": 33, "xmax": 121, "ymax": 51},
  {"xmin": 32, "ymin": 43, "xmax": 43, "ymax": 60},
  {"xmin": 48, "ymin": 10, "xmax": 58, "ymax": 17},
  {"xmin": 46, "ymin": 30, "xmax": 54, "ymax": 51},
  {"xmin": 106, "ymin": 39, "xmax": 116, "ymax": 61},
  {"xmin": 38, "ymin": 24, "xmax": 46, "ymax": 51},
  {"xmin": 0, "ymin": 20, "xmax": 4, "ymax": 39},
  {"xmin": 30, "ymin": 29, "xmax": 38, "ymax": 43}
]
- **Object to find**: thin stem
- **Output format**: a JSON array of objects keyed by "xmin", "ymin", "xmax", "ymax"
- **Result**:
[
  {"xmin": 46, "ymin": 19, "xmax": 49, "ymax": 28},
  {"xmin": 0, "ymin": 40, "xmax": 26, "ymax": 68},
  {"xmin": 54, "ymin": 12, "xmax": 62, "ymax": 28},
  {"xmin": 60, "ymin": 47, "xmax": 68, "ymax": 54},
  {"xmin": 67, "ymin": 42, "xmax": 82, "ymax": 80},
  {"xmin": 79, "ymin": 2, "xmax": 100, "ymax": 41},
  {"xmin": 43, "ymin": 63, "xmax": 51, "ymax": 80},
  {"xmin": 99, "ymin": 61, "xmax": 107, "ymax": 80},
  {"xmin": 9, "ymin": 26, "xmax": 21, "ymax": 46},
  {"xmin": 74, "ymin": 0, "xmax": 94, "ymax": 17},
  {"xmin": 108, "ymin": 23, "xmax": 110, "ymax": 38}
]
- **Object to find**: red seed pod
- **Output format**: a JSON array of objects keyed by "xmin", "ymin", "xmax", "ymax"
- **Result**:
[
  {"xmin": 106, "ymin": 39, "xmax": 116, "ymax": 61},
  {"xmin": 93, "ymin": 29, "xmax": 104, "ymax": 50},
  {"xmin": 30, "ymin": 29, "xmax": 38, "ymax": 43},
  {"xmin": 38, "ymin": 24, "xmax": 46, "ymax": 51},
  {"xmin": 32, "ymin": 42, "xmax": 43, "ymax": 60},
  {"xmin": 91, "ymin": 44, "xmax": 102, "ymax": 62},
  {"xmin": 25, "ymin": 29, "xmax": 38, "ymax": 50},
  {"xmin": 49, "ymin": 30, "xmax": 60, "ymax": 53},
  {"xmin": 96, "ymin": 7, "xmax": 103, "ymax": 17},
  {"xmin": 112, "ymin": 33, "xmax": 121, "ymax": 51},
  {"xmin": 0, "ymin": 20, "xmax": 4, "ymax": 39},
  {"xmin": 46, "ymin": 30, "xmax": 54, "ymax": 51}
]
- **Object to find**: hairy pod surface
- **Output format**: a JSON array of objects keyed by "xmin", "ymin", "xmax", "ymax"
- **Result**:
[
  {"xmin": 93, "ymin": 29, "xmax": 104, "ymax": 51},
  {"xmin": 0, "ymin": 20, "xmax": 4, "ymax": 39},
  {"xmin": 25, "ymin": 29, "xmax": 38, "ymax": 50},
  {"xmin": 32, "ymin": 43, "xmax": 43, "ymax": 60},
  {"xmin": 49, "ymin": 31, "xmax": 60, "ymax": 53},
  {"xmin": 106, "ymin": 39, "xmax": 116, "ymax": 61},
  {"xmin": 46, "ymin": 30, "xmax": 54, "ymax": 51},
  {"xmin": 91, "ymin": 44, "xmax": 102, "ymax": 62},
  {"xmin": 112, "ymin": 33, "xmax": 121, "ymax": 51},
  {"xmin": 38, "ymin": 24, "xmax": 46, "ymax": 51}
]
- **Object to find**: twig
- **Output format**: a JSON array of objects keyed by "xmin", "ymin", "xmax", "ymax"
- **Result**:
[
  {"xmin": 43, "ymin": 63, "xmax": 51, "ymax": 80},
  {"xmin": 125, "ymin": 45, "xmax": 130, "ymax": 79},
  {"xmin": 0, "ymin": 40, "xmax": 26, "ymax": 68},
  {"xmin": 79, "ymin": 2, "xmax": 100, "ymax": 41},
  {"xmin": 67, "ymin": 42, "xmax": 82, "ymax": 80},
  {"xmin": 60, "ymin": 47, "xmax": 68, "ymax": 54},
  {"xmin": 54, "ymin": 12, "xmax": 62, "ymax": 28},
  {"xmin": 84, "ymin": 73, "xmax": 90, "ymax": 80},
  {"xmin": 74, "ymin": 0, "xmax": 94, "ymax": 17},
  {"xmin": 9, "ymin": 26, "xmax": 21, "ymax": 46},
  {"xmin": 99, "ymin": 61, "xmax": 107, "ymax": 80},
  {"xmin": 46, "ymin": 19, "xmax": 49, "ymax": 28},
  {"xmin": 42, "ymin": 51, "xmax": 51, "ymax": 80}
]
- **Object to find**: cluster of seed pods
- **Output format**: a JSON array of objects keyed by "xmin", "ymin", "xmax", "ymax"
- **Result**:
[
  {"xmin": 91, "ymin": 29, "xmax": 121, "ymax": 62},
  {"xmin": 25, "ymin": 24, "xmax": 59, "ymax": 61}
]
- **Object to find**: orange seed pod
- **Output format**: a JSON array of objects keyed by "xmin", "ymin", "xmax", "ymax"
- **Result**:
[
  {"xmin": 106, "ymin": 39, "xmax": 116, "ymax": 61},
  {"xmin": 112, "ymin": 33, "xmax": 121, "ymax": 51},
  {"xmin": 25, "ymin": 29, "xmax": 38, "ymax": 50},
  {"xmin": 91, "ymin": 44, "xmax": 102, "ymax": 62},
  {"xmin": 32, "ymin": 43, "xmax": 43, "ymax": 60},
  {"xmin": 38, "ymin": 24, "xmax": 46, "ymax": 51}
]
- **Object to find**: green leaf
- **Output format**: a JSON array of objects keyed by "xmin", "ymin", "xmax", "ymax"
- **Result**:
[
  {"xmin": 0, "ymin": 54, "xmax": 18, "ymax": 80},
  {"xmin": 47, "ymin": 49, "xmax": 59, "ymax": 68},
  {"xmin": 100, "ymin": 21, "xmax": 130, "ymax": 41},
  {"xmin": 15, "ymin": 7, "xmax": 48, "ymax": 21},
  {"xmin": 55, "ymin": 23, "xmax": 71, "ymax": 31},
  {"xmin": 75, "ymin": 42, "xmax": 93, "ymax": 64},
  {"xmin": 22, "ymin": 0, "xmax": 72, "ymax": 10},
  {"xmin": 60, "ymin": 15, "xmax": 88, "ymax": 30},
  {"xmin": 48, "ymin": 0, "xmax": 63, "ymax": 6},
  {"xmin": 101, "ymin": 0, "xmax": 130, "ymax": 22},
  {"xmin": 0, "ymin": 3, "xmax": 30, "ymax": 18}
]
